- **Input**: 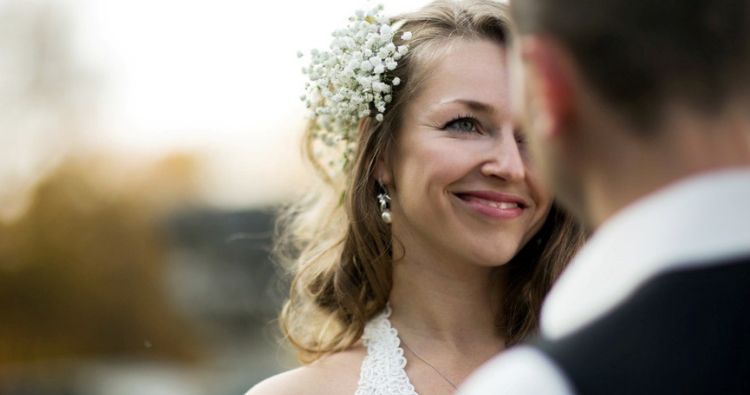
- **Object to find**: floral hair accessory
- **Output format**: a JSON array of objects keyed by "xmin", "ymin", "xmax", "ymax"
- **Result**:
[{"xmin": 300, "ymin": 4, "xmax": 411, "ymax": 168}]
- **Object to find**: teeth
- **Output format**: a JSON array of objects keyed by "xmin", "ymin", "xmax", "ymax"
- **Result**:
[{"xmin": 474, "ymin": 197, "xmax": 520, "ymax": 209}]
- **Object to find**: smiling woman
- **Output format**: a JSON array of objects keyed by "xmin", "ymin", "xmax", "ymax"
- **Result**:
[
  {"xmin": 248, "ymin": 1, "xmax": 585, "ymax": 395},
  {"xmin": 385, "ymin": 39, "xmax": 551, "ymax": 270}
]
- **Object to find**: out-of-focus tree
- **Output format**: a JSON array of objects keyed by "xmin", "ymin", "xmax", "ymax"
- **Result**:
[
  {"xmin": 0, "ymin": 0, "xmax": 97, "ymax": 222},
  {"xmin": 0, "ymin": 153, "xmax": 204, "ymax": 368}
]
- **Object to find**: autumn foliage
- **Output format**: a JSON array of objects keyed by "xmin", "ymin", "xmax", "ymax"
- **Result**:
[{"xmin": 0, "ymin": 153, "xmax": 204, "ymax": 367}]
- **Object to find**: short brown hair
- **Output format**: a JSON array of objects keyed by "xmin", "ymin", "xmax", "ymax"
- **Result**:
[{"xmin": 512, "ymin": 0, "xmax": 750, "ymax": 129}]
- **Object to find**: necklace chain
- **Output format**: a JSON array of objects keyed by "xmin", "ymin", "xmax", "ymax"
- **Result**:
[{"xmin": 399, "ymin": 337, "xmax": 458, "ymax": 390}]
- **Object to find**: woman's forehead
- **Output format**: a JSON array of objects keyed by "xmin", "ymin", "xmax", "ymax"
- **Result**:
[{"xmin": 410, "ymin": 39, "xmax": 511, "ymax": 115}]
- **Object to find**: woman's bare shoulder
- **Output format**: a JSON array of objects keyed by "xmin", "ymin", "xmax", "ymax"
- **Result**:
[
  {"xmin": 246, "ymin": 346, "xmax": 366, "ymax": 395},
  {"xmin": 245, "ymin": 367, "xmax": 320, "ymax": 395}
]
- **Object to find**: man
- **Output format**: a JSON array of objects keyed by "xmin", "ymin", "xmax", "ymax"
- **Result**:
[{"xmin": 460, "ymin": 1, "xmax": 750, "ymax": 394}]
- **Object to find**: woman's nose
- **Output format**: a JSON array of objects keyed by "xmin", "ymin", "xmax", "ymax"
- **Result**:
[{"xmin": 480, "ymin": 130, "xmax": 526, "ymax": 182}]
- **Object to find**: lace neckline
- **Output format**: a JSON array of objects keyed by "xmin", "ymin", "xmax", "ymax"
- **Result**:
[{"xmin": 355, "ymin": 306, "xmax": 418, "ymax": 395}]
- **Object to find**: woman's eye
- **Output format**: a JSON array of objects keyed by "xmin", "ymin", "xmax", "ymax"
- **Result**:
[
  {"xmin": 513, "ymin": 127, "xmax": 527, "ymax": 145},
  {"xmin": 444, "ymin": 117, "xmax": 479, "ymax": 133}
]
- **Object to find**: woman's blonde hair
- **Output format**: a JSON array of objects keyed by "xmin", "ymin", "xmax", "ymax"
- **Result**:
[{"xmin": 276, "ymin": 0, "xmax": 585, "ymax": 363}]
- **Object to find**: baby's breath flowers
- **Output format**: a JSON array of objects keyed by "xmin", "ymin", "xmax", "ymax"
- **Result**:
[{"xmin": 301, "ymin": 5, "xmax": 411, "ymax": 169}]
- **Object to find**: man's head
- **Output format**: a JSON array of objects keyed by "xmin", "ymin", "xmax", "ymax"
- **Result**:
[{"xmin": 509, "ymin": 0, "xmax": 750, "ymax": 227}]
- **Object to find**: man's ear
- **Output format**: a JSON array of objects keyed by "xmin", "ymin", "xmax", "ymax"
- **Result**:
[{"xmin": 519, "ymin": 37, "xmax": 576, "ymax": 139}]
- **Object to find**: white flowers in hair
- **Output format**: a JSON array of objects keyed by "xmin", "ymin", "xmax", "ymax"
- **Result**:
[{"xmin": 301, "ymin": 5, "xmax": 411, "ymax": 168}]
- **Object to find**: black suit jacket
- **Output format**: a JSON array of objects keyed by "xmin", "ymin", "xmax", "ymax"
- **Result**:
[{"xmin": 533, "ymin": 255, "xmax": 750, "ymax": 395}]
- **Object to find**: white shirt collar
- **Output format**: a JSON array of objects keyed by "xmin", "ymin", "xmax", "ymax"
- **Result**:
[{"xmin": 541, "ymin": 168, "xmax": 750, "ymax": 339}]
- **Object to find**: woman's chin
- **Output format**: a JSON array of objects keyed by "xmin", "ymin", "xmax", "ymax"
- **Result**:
[
  {"xmin": 453, "ymin": 236, "xmax": 523, "ymax": 267},
  {"xmin": 465, "ymin": 248, "xmax": 519, "ymax": 268}
]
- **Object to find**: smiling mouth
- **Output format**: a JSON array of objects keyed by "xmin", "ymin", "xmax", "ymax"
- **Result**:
[{"xmin": 454, "ymin": 192, "xmax": 528, "ymax": 219}]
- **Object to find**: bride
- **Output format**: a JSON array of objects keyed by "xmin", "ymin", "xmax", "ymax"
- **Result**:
[{"xmin": 249, "ymin": 1, "xmax": 584, "ymax": 394}]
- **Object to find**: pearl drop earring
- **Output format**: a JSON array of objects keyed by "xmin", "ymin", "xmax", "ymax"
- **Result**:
[{"xmin": 377, "ymin": 183, "xmax": 392, "ymax": 224}]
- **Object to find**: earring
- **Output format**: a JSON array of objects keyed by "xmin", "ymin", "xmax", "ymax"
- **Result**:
[{"xmin": 377, "ymin": 183, "xmax": 392, "ymax": 224}]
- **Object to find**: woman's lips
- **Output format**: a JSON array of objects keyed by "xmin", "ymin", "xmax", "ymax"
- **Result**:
[{"xmin": 454, "ymin": 191, "xmax": 527, "ymax": 219}]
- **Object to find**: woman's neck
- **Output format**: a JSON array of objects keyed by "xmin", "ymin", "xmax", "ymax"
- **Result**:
[{"xmin": 387, "ymin": 245, "xmax": 505, "ymax": 352}]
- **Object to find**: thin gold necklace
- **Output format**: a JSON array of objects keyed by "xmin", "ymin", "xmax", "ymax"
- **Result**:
[{"xmin": 399, "ymin": 336, "xmax": 459, "ymax": 390}]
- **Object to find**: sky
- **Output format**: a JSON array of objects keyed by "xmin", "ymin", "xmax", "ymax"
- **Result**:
[{"xmin": 67, "ymin": 0, "xmax": 432, "ymax": 208}]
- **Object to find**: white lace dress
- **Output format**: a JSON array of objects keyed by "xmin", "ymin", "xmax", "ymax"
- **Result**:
[{"xmin": 355, "ymin": 306, "xmax": 418, "ymax": 395}]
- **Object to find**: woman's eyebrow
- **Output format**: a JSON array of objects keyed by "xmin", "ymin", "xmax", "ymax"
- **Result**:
[{"xmin": 437, "ymin": 98, "xmax": 498, "ymax": 115}]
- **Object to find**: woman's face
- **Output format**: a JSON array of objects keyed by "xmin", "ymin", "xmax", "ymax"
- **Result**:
[{"xmin": 381, "ymin": 39, "xmax": 552, "ymax": 267}]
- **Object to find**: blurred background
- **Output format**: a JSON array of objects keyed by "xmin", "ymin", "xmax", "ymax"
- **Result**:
[{"xmin": 0, "ymin": 0, "xmax": 427, "ymax": 394}]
